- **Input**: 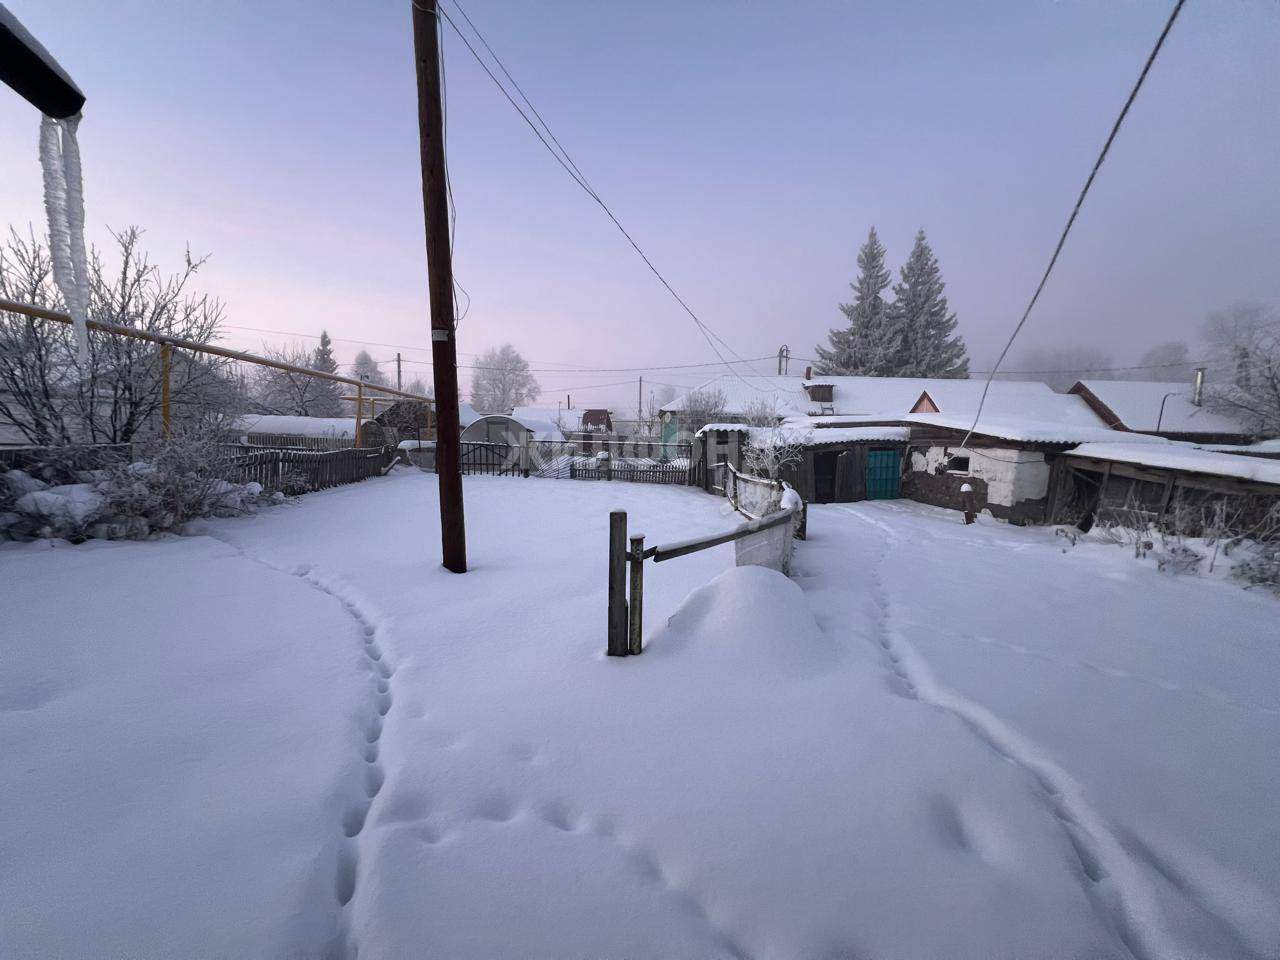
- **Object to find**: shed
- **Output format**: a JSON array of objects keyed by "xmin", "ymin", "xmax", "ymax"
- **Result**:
[
  {"xmin": 900, "ymin": 413, "xmax": 1163, "ymax": 524},
  {"xmin": 1069, "ymin": 380, "xmax": 1251, "ymax": 444},
  {"xmin": 460, "ymin": 414, "xmax": 564, "ymax": 445},
  {"xmin": 1057, "ymin": 440, "xmax": 1280, "ymax": 529},
  {"xmin": 696, "ymin": 422, "xmax": 910, "ymax": 504}
]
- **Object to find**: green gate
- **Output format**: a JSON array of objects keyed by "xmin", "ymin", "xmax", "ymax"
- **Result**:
[{"xmin": 864, "ymin": 448, "xmax": 901, "ymax": 500}]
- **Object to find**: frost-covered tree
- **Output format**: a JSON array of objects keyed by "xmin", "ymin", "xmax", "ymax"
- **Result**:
[
  {"xmin": 350, "ymin": 350, "xmax": 389, "ymax": 387},
  {"xmin": 744, "ymin": 425, "xmax": 809, "ymax": 480},
  {"xmin": 884, "ymin": 230, "xmax": 968, "ymax": 378},
  {"xmin": 404, "ymin": 377, "xmax": 432, "ymax": 398},
  {"xmin": 680, "ymin": 386, "xmax": 728, "ymax": 435},
  {"xmin": 0, "ymin": 227, "xmax": 236, "ymax": 445},
  {"xmin": 346, "ymin": 350, "xmax": 389, "ymax": 415},
  {"xmin": 741, "ymin": 397, "xmax": 782, "ymax": 426},
  {"xmin": 1134, "ymin": 341, "xmax": 1194, "ymax": 382},
  {"xmin": 252, "ymin": 343, "xmax": 343, "ymax": 417},
  {"xmin": 469, "ymin": 344, "xmax": 539, "ymax": 413},
  {"xmin": 1200, "ymin": 302, "xmax": 1280, "ymax": 434},
  {"xmin": 815, "ymin": 227, "xmax": 895, "ymax": 375}
]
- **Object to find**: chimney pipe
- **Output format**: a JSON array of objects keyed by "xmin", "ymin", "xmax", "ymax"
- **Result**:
[
  {"xmin": 804, "ymin": 365, "xmax": 812, "ymax": 380},
  {"xmin": 1192, "ymin": 367, "xmax": 1205, "ymax": 407}
]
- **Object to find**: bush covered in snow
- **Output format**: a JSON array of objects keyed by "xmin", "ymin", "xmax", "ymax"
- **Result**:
[
  {"xmin": 1075, "ymin": 492, "xmax": 1280, "ymax": 595},
  {"xmin": 1, "ymin": 435, "xmax": 267, "ymax": 543}
]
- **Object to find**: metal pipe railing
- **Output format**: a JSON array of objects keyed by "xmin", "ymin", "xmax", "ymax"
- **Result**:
[{"xmin": 0, "ymin": 296, "xmax": 434, "ymax": 404}]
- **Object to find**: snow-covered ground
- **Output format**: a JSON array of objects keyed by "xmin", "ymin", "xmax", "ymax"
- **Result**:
[{"xmin": 2, "ymin": 469, "xmax": 1276, "ymax": 960}]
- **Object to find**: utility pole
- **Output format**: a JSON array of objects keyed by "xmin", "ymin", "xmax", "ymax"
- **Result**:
[
  {"xmin": 412, "ymin": 0, "xmax": 466, "ymax": 573},
  {"xmin": 396, "ymin": 352, "xmax": 403, "ymax": 390},
  {"xmin": 637, "ymin": 376, "xmax": 643, "ymax": 429}
]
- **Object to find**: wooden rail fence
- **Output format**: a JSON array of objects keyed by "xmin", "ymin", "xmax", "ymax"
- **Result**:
[{"xmin": 605, "ymin": 492, "xmax": 803, "ymax": 658}]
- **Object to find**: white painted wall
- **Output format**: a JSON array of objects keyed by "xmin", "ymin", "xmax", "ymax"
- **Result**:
[{"xmin": 910, "ymin": 445, "xmax": 1049, "ymax": 507}]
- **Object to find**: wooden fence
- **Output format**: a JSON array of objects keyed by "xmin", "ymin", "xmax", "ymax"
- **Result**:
[
  {"xmin": 234, "ymin": 432, "xmax": 355, "ymax": 452},
  {"xmin": 568, "ymin": 457, "xmax": 691, "ymax": 484},
  {"xmin": 226, "ymin": 445, "xmax": 394, "ymax": 492}
]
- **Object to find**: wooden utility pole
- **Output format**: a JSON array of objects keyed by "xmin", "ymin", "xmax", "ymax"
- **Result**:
[
  {"xmin": 396, "ymin": 352, "xmax": 403, "ymax": 390},
  {"xmin": 412, "ymin": 0, "xmax": 466, "ymax": 573},
  {"xmin": 637, "ymin": 376, "xmax": 643, "ymax": 430}
]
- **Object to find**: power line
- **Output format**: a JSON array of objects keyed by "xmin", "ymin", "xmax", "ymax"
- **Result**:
[
  {"xmin": 391, "ymin": 354, "xmax": 778, "ymax": 374},
  {"xmin": 218, "ymin": 322, "xmax": 777, "ymax": 373},
  {"xmin": 960, "ymin": 0, "xmax": 1187, "ymax": 448},
  {"xmin": 436, "ymin": 0, "xmax": 771, "ymax": 391}
]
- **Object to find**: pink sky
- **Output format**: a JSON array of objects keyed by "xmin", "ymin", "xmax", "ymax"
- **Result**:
[{"xmin": 2, "ymin": 0, "xmax": 1278, "ymax": 414}]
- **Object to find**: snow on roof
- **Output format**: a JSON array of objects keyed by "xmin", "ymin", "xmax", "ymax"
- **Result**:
[
  {"xmin": 696, "ymin": 421, "xmax": 909, "ymax": 445},
  {"xmin": 512, "ymin": 406, "xmax": 584, "ymax": 432},
  {"xmin": 1073, "ymin": 381, "xmax": 1249, "ymax": 436},
  {"xmin": 466, "ymin": 414, "xmax": 565, "ymax": 442},
  {"xmin": 694, "ymin": 423, "xmax": 751, "ymax": 435},
  {"xmin": 232, "ymin": 415, "xmax": 356, "ymax": 438},
  {"xmin": 1199, "ymin": 439, "xmax": 1280, "ymax": 455},
  {"xmin": 458, "ymin": 402, "xmax": 482, "ymax": 428},
  {"xmin": 663, "ymin": 373, "xmax": 1108, "ymax": 425},
  {"xmin": 903, "ymin": 413, "xmax": 1165, "ymax": 445},
  {"xmin": 799, "ymin": 426, "xmax": 911, "ymax": 444},
  {"xmin": 1066, "ymin": 441, "xmax": 1280, "ymax": 486}
]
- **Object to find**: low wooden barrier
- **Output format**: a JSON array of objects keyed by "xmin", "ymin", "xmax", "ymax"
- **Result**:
[{"xmin": 605, "ymin": 494, "xmax": 802, "ymax": 658}]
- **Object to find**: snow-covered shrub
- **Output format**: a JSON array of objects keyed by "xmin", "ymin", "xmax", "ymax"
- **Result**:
[
  {"xmin": 277, "ymin": 468, "xmax": 314, "ymax": 496},
  {"xmin": 1089, "ymin": 489, "xmax": 1280, "ymax": 593},
  {"xmin": 1234, "ymin": 543, "xmax": 1280, "ymax": 595},
  {"xmin": 743, "ymin": 426, "xmax": 809, "ymax": 481},
  {"xmin": 0, "ymin": 433, "xmax": 266, "ymax": 543}
]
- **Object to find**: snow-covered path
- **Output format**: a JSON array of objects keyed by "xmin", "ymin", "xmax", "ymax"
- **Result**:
[
  {"xmin": 3, "ymin": 470, "xmax": 1277, "ymax": 959},
  {"xmin": 799, "ymin": 501, "xmax": 1280, "ymax": 960}
]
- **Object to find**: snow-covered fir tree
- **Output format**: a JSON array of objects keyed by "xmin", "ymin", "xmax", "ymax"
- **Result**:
[
  {"xmin": 814, "ymin": 227, "xmax": 895, "ymax": 375},
  {"xmin": 308, "ymin": 330, "xmax": 343, "ymax": 416},
  {"xmin": 884, "ymin": 229, "xmax": 968, "ymax": 378}
]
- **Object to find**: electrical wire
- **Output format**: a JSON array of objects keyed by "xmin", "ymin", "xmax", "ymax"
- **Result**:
[
  {"xmin": 436, "ymin": 0, "xmax": 772, "ymax": 391},
  {"xmin": 959, "ymin": 0, "xmax": 1187, "ymax": 449},
  {"xmin": 390, "ymin": 354, "xmax": 778, "ymax": 374}
]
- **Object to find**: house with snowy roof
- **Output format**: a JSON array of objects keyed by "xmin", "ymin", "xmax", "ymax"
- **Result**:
[
  {"xmin": 671, "ymin": 372, "xmax": 1280, "ymax": 523},
  {"xmin": 1068, "ymin": 380, "xmax": 1252, "ymax": 445},
  {"xmin": 673, "ymin": 372, "xmax": 1133, "ymax": 519}
]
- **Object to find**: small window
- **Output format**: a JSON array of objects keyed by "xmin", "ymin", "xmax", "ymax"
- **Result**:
[{"xmin": 946, "ymin": 455, "xmax": 970, "ymax": 474}]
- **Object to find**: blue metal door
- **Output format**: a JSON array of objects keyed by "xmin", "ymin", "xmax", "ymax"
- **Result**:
[{"xmin": 864, "ymin": 448, "xmax": 901, "ymax": 499}]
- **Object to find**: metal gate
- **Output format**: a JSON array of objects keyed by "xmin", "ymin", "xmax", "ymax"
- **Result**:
[
  {"xmin": 460, "ymin": 441, "xmax": 517, "ymax": 475},
  {"xmin": 864, "ymin": 448, "xmax": 901, "ymax": 499},
  {"xmin": 528, "ymin": 440, "xmax": 692, "ymax": 485}
]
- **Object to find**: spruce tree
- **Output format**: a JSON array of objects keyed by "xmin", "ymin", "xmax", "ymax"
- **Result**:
[
  {"xmin": 884, "ymin": 229, "xmax": 969, "ymax": 378},
  {"xmin": 309, "ymin": 330, "xmax": 344, "ymax": 416},
  {"xmin": 815, "ymin": 227, "xmax": 895, "ymax": 375},
  {"xmin": 312, "ymin": 330, "xmax": 338, "ymax": 374}
]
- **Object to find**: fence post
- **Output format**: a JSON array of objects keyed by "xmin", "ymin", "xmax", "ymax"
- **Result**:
[
  {"xmin": 160, "ymin": 342, "xmax": 171, "ymax": 437},
  {"xmin": 607, "ymin": 510, "xmax": 628, "ymax": 656},
  {"xmin": 628, "ymin": 533, "xmax": 644, "ymax": 655},
  {"xmin": 355, "ymin": 382, "xmax": 364, "ymax": 446}
]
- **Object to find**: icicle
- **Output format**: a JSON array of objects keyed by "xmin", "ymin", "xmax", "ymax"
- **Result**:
[{"xmin": 40, "ymin": 113, "xmax": 90, "ymax": 367}]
